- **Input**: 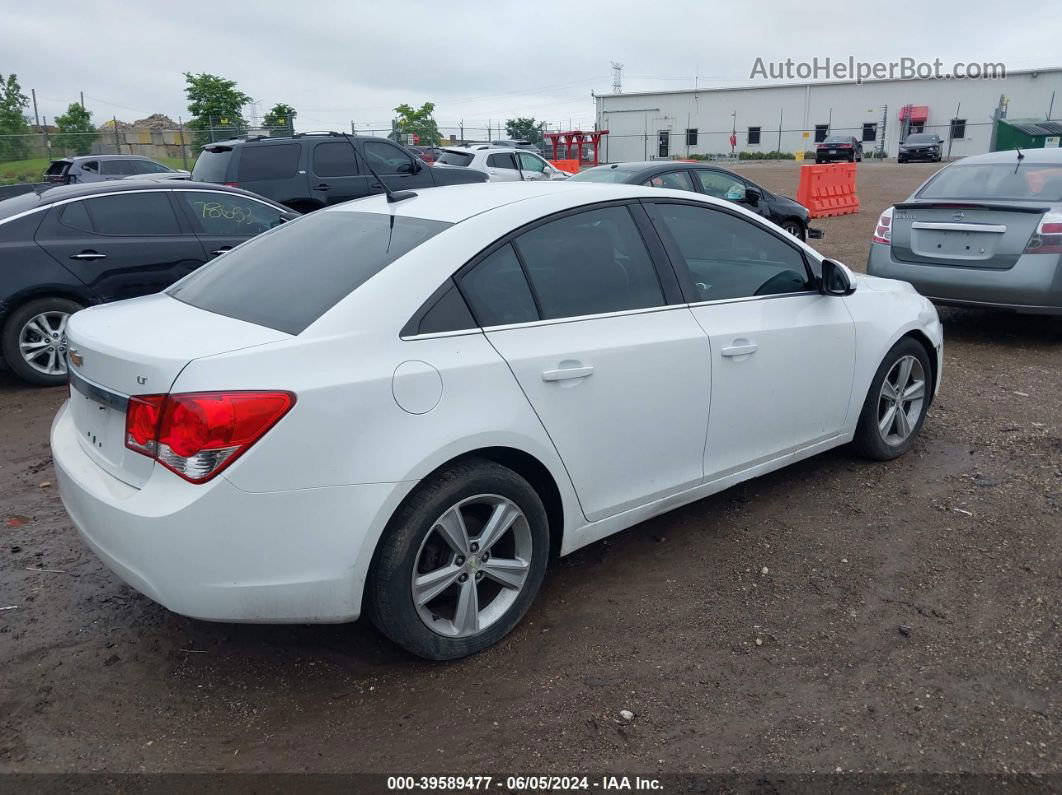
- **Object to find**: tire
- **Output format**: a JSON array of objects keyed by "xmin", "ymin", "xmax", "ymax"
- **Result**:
[
  {"xmin": 1, "ymin": 297, "xmax": 82, "ymax": 387},
  {"xmin": 366, "ymin": 459, "xmax": 550, "ymax": 660},
  {"xmin": 780, "ymin": 218, "xmax": 806, "ymax": 241},
  {"xmin": 852, "ymin": 337, "xmax": 933, "ymax": 461}
]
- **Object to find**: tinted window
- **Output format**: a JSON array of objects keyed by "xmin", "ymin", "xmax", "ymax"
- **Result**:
[
  {"xmin": 436, "ymin": 150, "xmax": 474, "ymax": 167},
  {"xmin": 363, "ymin": 140, "xmax": 413, "ymax": 173},
  {"xmin": 517, "ymin": 152, "xmax": 546, "ymax": 173},
  {"xmin": 79, "ymin": 161, "xmax": 98, "ymax": 174},
  {"xmin": 747, "ymin": 127, "xmax": 761, "ymax": 145},
  {"xmin": 514, "ymin": 206, "xmax": 664, "ymax": 320},
  {"xmin": 487, "ymin": 153, "xmax": 517, "ymax": 169},
  {"xmin": 191, "ymin": 147, "xmax": 234, "ymax": 182},
  {"xmin": 86, "ymin": 192, "xmax": 180, "ymax": 235},
  {"xmin": 568, "ymin": 167, "xmax": 639, "ymax": 183},
  {"xmin": 176, "ymin": 191, "xmax": 285, "ymax": 236},
  {"xmin": 59, "ymin": 201, "xmax": 93, "ymax": 232},
  {"xmin": 312, "ymin": 142, "xmax": 359, "ymax": 177},
  {"xmin": 46, "ymin": 161, "xmax": 70, "ymax": 176},
  {"xmin": 414, "ymin": 283, "xmax": 476, "ymax": 335},
  {"xmin": 695, "ymin": 170, "xmax": 746, "ymax": 200},
  {"xmin": 100, "ymin": 159, "xmax": 135, "ymax": 175},
  {"xmin": 134, "ymin": 160, "xmax": 172, "ymax": 174},
  {"xmin": 862, "ymin": 123, "xmax": 878, "ymax": 142},
  {"xmin": 169, "ymin": 211, "xmax": 450, "ymax": 335},
  {"xmin": 917, "ymin": 163, "xmax": 1062, "ymax": 201},
  {"xmin": 643, "ymin": 171, "xmax": 694, "ymax": 191},
  {"xmin": 653, "ymin": 203, "xmax": 811, "ymax": 301},
  {"xmin": 238, "ymin": 144, "xmax": 300, "ymax": 181},
  {"xmin": 460, "ymin": 244, "xmax": 538, "ymax": 327},
  {"xmin": 814, "ymin": 125, "xmax": 829, "ymax": 143}
]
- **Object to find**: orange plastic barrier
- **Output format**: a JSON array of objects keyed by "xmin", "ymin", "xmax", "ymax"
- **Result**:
[
  {"xmin": 549, "ymin": 159, "xmax": 580, "ymax": 174},
  {"xmin": 796, "ymin": 163, "xmax": 860, "ymax": 219}
]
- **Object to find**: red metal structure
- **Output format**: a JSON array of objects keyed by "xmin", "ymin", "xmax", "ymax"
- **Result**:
[{"xmin": 543, "ymin": 130, "xmax": 609, "ymax": 167}]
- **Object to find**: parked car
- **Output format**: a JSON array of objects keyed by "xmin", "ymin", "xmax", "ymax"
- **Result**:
[
  {"xmin": 898, "ymin": 133, "xmax": 943, "ymax": 163},
  {"xmin": 815, "ymin": 135, "xmax": 863, "ymax": 163},
  {"xmin": 868, "ymin": 147, "xmax": 1062, "ymax": 315},
  {"xmin": 52, "ymin": 181, "xmax": 942, "ymax": 660},
  {"xmin": 434, "ymin": 145, "xmax": 569, "ymax": 182},
  {"xmin": 191, "ymin": 132, "xmax": 486, "ymax": 212},
  {"xmin": 0, "ymin": 181, "xmax": 297, "ymax": 386},
  {"xmin": 408, "ymin": 146, "xmax": 441, "ymax": 164},
  {"xmin": 569, "ymin": 161, "xmax": 823, "ymax": 241},
  {"xmin": 44, "ymin": 155, "xmax": 189, "ymax": 184}
]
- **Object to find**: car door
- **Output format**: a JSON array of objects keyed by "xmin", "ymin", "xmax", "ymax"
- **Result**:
[
  {"xmin": 457, "ymin": 203, "xmax": 710, "ymax": 522},
  {"xmin": 361, "ymin": 139, "xmax": 434, "ymax": 193},
  {"xmin": 171, "ymin": 189, "xmax": 287, "ymax": 260},
  {"xmin": 485, "ymin": 152, "xmax": 522, "ymax": 181},
  {"xmin": 34, "ymin": 191, "xmax": 206, "ymax": 302},
  {"xmin": 516, "ymin": 151, "xmax": 551, "ymax": 181},
  {"xmin": 309, "ymin": 140, "xmax": 371, "ymax": 205},
  {"xmin": 642, "ymin": 170, "xmax": 697, "ymax": 192},
  {"xmin": 646, "ymin": 200, "xmax": 855, "ymax": 479}
]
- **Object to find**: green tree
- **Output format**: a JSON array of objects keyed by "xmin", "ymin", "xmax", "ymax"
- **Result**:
[
  {"xmin": 263, "ymin": 102, "xmax": 295, "ymax": 136},
  {"xmin": 183, "ymin": 72, "xmax": 252, "ymax": 145},
  {"xmin": 505, "ymin": 117, "xmax": 545, "ymax": 144},
  {"xmin": 54, "ymin": 102, "xmax": 98, "ymax": 155},
  {"xmin": 0, "ymin": 73, "xmax": 32, "ymax": 161},
  {"xmin": 393, "ymin": 102, "xmax": 441, "ymax": 146}
]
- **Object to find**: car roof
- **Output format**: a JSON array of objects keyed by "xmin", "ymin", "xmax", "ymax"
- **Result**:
[
  {"xmin": 202, "ymin": 133, "xmax": 393, "ymax": 150},
  {"xmin": 57, "ymin": 154, "xmax": 159, "ymax": 163},
  {"xmin": 0, "ymin": 179, "xmax": 282, "ymax": 213},
  {"xmin": 950, "ymin": 148, "xmax": 1062, "ymax": 165},
  {"xmin": 325, "ymin": 180, "xmax": 725, "ymax": 224}
]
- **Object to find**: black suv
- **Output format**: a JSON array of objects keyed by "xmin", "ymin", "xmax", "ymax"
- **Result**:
[{"xmin": 191, "ymin": 133, "xmax": 488, "ymax": 212}]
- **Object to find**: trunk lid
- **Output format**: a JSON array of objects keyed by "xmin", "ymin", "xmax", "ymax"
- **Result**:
[
  {"xmin": 889, "ymin": 201, "xmax": 1048, "ymax": 269},
  {"xmin": 65, "ymin": 294, "xmax": 290, "ymax": 487}
]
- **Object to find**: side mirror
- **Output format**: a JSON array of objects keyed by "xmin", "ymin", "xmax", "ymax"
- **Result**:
[
  {"xmin": 820, "ymin": 259, "xmax": 855, "ymax": 296},
  {"xmin": 744, "ymin": 187, "xmax": 761, "ymax": 206}
]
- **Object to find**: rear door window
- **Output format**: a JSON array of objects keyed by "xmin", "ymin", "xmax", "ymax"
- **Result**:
[
  {"xmin": 79, "ymin": 161, "xmax": 99, "ymax": 174},
  {"xmin": 459, "ymin": 244, "xmax": 539, "ymax": 327},
  {"xmin": 237, "ymin": 144, "xmax": 301, "ymax": 181},
  {"xmin": 169, "ymin": 211, "xmax": 451, "ymax": 334},
  {"xmin": 644, "ymin": 171, "xmax": 695, "ymax": 191},
  {"xmin": 59, "ymin": 201, "xmax": 94, "ymax": 232},
  {"xmin": 84, "ymin": 192, "xmax": 180, "ymax": 235},
  {"xmin": 312, "ymin": 142, "xmax": 359, "ymax": 177},
  {"xmin": 100, "ymin": 159, "xmax": 135, "ymax": 176},
  {"xmin": 487, "ymin": 153, "xmax": 518, "ymax": 170}
]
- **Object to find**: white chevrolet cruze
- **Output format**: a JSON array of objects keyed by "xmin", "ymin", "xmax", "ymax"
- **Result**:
[{"xmin": 52, "ymin": 182, "xmax": 943, "ymax": 660}]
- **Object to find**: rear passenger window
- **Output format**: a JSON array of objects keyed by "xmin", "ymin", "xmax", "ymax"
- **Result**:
[
  {"xmin": 59, "ymin": 201, "xmax": 93, "ymax": 232},
  {"xmin": 652, "ymin": 203, "xmax": 811, "ymax": 301},
  {"xmin": 85, "ymin": 193, "xmax": 180, "ymax": 236},
  {"xmin": 312, "ymin": 142, "xmax": 358, "ymax": 177},
  {"xmin": 460, "ymin": 244, "xmax": 538, "ymax": 327},
  {"xmin": 238, "ymin": 144, "xmax": 301, "ymax": 181},
  {"xmin": 513, "ymin": 206, "xmax": 664, "ymax": 320},
  {"xmin": 487, "ymin": 153, "xmax": 517, "ymax": 169},
  {"xmin": 100, "ymin": 160, "xmax": 135, "ymax": 176},
  {"xmin": 644, "ymin": 171, "xmax": 694, "ymax": 191},
  {"xmin": 80, "ymin": 161, "xmax": 99, "ymax": 174}
]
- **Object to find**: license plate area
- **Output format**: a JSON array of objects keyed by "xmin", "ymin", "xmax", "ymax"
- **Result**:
[{"xmin": 911, "ymin": 230, "xmax": 998, "ymax": 260}]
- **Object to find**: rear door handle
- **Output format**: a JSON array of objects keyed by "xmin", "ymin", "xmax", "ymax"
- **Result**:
[
  {"xmin": 210, "ymin": 246, "xmax": 232, "ymax": 256},
  {"xmin": 70, "ymin": 251, "xmax": 107, "ymax": 261},
  {"xmin": 314, "ymin": 183, "xmax": 331, "ymax": 191},
  {"xmin": 542, "ymin": 365, "xmax": 594, "ymax": 382},
  {"xmin": 721, "ymin": 342, "xmax": 758, "ymax": 357}
]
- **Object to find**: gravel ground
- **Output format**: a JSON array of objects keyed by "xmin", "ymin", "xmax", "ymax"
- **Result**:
[{"xmin": 0, "ymin": 162, "xmax": 1059, "ymax": 776}]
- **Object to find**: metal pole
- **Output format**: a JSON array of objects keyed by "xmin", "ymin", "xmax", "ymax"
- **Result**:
[
  {"xmin": 208, "ymin": 116, "xmax": 215, "ymax": 144},
  {"xmin": 351, "ymin": 120, "xmax": 355, "ymax": 135},
  {"xmin": 42, "ymin": 115, "xmax": 50, "ymax": 158},
  {"xmin": 947, "ymin": 102, "xmax": 960, "ymax": 160},
  {"xmin": 777, "ymin": 107, "xmax": 783, "ymax": 152},
  {"xmin": 112, "ymin": 116, "xmax": 121, "ymax": 153},
  {"xmin": 80, "ymin": 91, "xmax": 85, "ymax": 110},
  {"xmin": 178, "ymin": 115, "xmax": 189, "ymax": 171},
  {"xmin": 1048, "ymin": 91, "xmax": 1056, "ymax": 120},
  {"xmin": 31, "ymin": 88, "xmax": 40, "ymax": 127}
]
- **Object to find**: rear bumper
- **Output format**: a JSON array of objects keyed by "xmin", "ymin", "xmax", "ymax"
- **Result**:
[
  {"xmin": 52, "ymin": 401, "xmax": 408, "ymax": 623},
  {"xmin": 867, "ymin": 243, "xmax": 1062, "ymax": 315},
  {"xmin": 815, "ymin": 152, "xmax": 855, "ymax": 161}
]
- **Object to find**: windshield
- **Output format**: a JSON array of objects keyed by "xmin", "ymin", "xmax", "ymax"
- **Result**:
[
  {"xmin": 169, "ymin": 211, "xmax": 451, "ymax": 334},
  {"xmin": 567, "ymin": 167, "xmax": 638, "ymax": 183},
  {"xmin": 917, "ymin": 163, "xmax": 1062, "ymax": 202},
  {"xmin": 436, "ymin": 151, "xmax": 474, "ymax": 167},
  {"xmin": 905, "ymin": 135, "xmax": 937, "ymax": 144}
]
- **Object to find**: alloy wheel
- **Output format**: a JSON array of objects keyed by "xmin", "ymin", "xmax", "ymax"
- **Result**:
[
  {"xmin": 18, "ymin": 311, "xmax": 70, "ymax": 377},
  {"xmin": 877, "ymin": 355, "xmax": 926, "ymax": 446},
  {"xmin": 411, "ymin": 494, "xmax": 532, "ymax": 638}
]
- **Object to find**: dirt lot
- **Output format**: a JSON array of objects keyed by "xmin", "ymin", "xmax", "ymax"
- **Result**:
[{"xmin": 1, "ymin": 162, "xmax": 1059, "ymax": 776}]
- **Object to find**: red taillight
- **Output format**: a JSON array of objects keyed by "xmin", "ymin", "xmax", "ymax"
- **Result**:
[
  {"xmin": 872, "ymin": 207, "xmax": 894, "ymax": 245},
  {"xmin": 224, "ymin": 181, "xmax": 239, "ymax": 188},
  {"xmin": 125, "ymin": 391, "xmax": 294, "ymax": 483},
  {"xmin": 1024, "ymin": 211, "xmax": 1062, "ymax": 254}
]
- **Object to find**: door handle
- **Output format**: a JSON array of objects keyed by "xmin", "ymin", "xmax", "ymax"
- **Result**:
[
  {"xmin": 721, "ymin": 342, "xmax": 758, "ymax": 357},
  {"xmin": 210, "ymin": 247, "xmax": 232, "ymax": 256},
  {"xmin": 542, "ymin": 365, "xmax": 594, "ymax": 382},
  {"xmin": 314, "ymin": 183, "xmax": 331, "ymax": 191},
  {"xmin": 70, "ymin": 251, "xmax": 107, "ymax": 261}
]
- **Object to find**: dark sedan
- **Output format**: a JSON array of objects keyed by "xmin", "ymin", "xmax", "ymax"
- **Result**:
[
  {"xmin": 568, "ymin": 161, "xmax": 823, "ymax": 241},
  {"xmin": 816, "ymin": 135, "xmax": 863, "ymax": 163},
  {"xmin": 898, "ymin": 133, "xmax": 943, "ymax": 163},
  {"xmin": 0, "ymin": 180, "xmax": 297, "ymax": 386}
]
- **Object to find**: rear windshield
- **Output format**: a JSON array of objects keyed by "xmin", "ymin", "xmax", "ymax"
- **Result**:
[
  {"xmin": 567, "ymin": 167, "xmax": 637, "ymax": 183},
  {"xmin": 168, "ymin": 211, "xmax": 451, "ymax": 334},
  {"xmin": 191, "ymin": 147, "xmax": 234, "ymax": 182},
  {"xmin": 905, "ymin": 134, "xmax": 938, "ymax": 144},
  {"xmin": 823, "ymin": 136, "xmax": 851, "ymax": 144},
  {"xmin": 436, "ymin": 151, "xmax": 474, "ymax": 167},
  {"xmin": 917, "ymin": 163, "xmax": 1062, "ymax": 202},
  {"xmin": 46, "ymin": 161, "xmax": 71, "ymax": 175}
]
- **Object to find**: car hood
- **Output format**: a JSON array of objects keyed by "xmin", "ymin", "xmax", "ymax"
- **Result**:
[{"xmin": 854, "ymin": 272, "xmax": 919, "ymax": 295}]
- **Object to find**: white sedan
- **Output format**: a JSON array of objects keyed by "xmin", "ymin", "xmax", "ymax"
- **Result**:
[{"xmin": 52, "ymin": 182, "xmax": 943, "ymax": 660}]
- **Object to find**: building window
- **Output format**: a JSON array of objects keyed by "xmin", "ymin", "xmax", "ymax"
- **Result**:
[
  {"xmin": 908, "ymin": 122, "xmax": 925, "ymax": 134},
  {"xmin": 747, "ymin": 126, "xmax": 761, "ymax": 145},
  {"xmin": 814, "ymin": 124, "xmax": 829, "ymax": 142},
  {"xmin": 685, "ymin": 128, "xmax": 698, "ymax": 146},
  {"xmin": 862, "ymin": 123, "xmax": 878, "ymax": 142},
  {"xmin": 950, "ymin": 118, "xmax": 967, "ymax": 139}
]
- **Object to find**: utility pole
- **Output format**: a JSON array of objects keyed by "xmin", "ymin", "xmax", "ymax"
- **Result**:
[
  {"xmin": 878, "ymin": 105, "xmax": 888, "ymax": 158},
  {"xmin": 178, "ymin": 115, "xmax": 188, "ymax": 171},
  {"xmin": 80, "ymin": 91, "xmax": 85, "ymax": 110},
  {"xmin": 777, "ymin": 108, "xmax": 783, "ymax": 152},
  {"xmin": 947, "ymin": 102, "xmax": 960, "ymax": 160},
  {"xmin": 611, "ymin": 62, "xmax": 624, "ymax": 94},
  {"xmin": 42, "ymin": 115, "xmax": 50, "ymax": 158},
  {"xmin": 31, "ymin": 88, "xmax": 40, "ymax": 127}
]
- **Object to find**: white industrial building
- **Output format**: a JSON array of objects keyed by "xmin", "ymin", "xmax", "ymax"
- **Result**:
[{"xmin": 594, "ymin": 67, "xmax": 1062, "ymax": 163}]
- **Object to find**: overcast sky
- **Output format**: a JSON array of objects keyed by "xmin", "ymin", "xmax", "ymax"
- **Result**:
[{"xmin": 4, "ymin": 0, "xmax": 1057, "ymax": 136}]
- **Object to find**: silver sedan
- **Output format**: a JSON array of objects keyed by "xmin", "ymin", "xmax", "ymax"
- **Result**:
[{"xmin": 867, "ymin": 148, "xmax": 1062, "ymax": 315}]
